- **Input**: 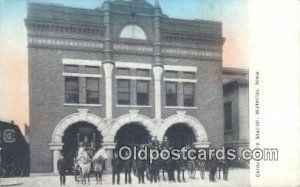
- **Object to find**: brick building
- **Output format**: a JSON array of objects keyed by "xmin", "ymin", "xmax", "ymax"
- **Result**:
[
  {"xmin": 25, "ymin": 0, "xmax": 225, "ymax": 173},
  {"xmin": 223, "ymin": 68, "xmax": 249, "ymax": 153}
]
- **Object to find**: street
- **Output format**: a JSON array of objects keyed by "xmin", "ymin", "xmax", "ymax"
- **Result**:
[{"xmin": 0, "ymin": 169, "xmax": 249, "ymax": 187}]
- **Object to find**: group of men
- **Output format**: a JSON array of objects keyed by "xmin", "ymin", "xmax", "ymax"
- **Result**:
[
  {"xmin": 57, "ymin": 135, "xmax": 230, "ymax": 186},
  {"xmin": 111, "ymin": 135, "xmax": 164, "ymax": 185}
]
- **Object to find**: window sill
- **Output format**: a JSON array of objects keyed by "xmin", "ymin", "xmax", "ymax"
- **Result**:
[
  {"xmin": 165, "ymin": 106, "xmax": 198, "ymax": 109},
  {"xmin": 116, "ymin": 105, "xmax": 152, "ymax": 108},
  {"xmin": 63, "ymin": 103, "xmax": 103, "ymax": 107}
]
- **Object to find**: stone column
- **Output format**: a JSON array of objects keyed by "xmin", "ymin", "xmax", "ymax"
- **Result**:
[
  {"xmin": 103, "ymin": 62, "xmax": 114, "ymax": 119},
  {"xmin": 153, "ymin": 65, "xmax": 163, "ymax": 121},
  {"xmin": 49, "ymin": 143, "xmax": 63, "ymax": 174},
  {"xmin": 102, "ymin": 142, "xmax": 116, "ymax": 173}
]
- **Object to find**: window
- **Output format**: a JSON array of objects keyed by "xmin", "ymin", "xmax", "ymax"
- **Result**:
[
  {"xmin": 117, "ymin": 80, "xmax": 130, "ymax": 105},
  {"xmin": 183, "ymin": 72, "xmax": 195, "ymax": 79},
  {"xmin": 86, "ymin": 78, "xmax": 99, "ymax": 104},
  {"xmin": 137, "ymin": 80, "xmax": 149, "ymax": 105},
  {"xmin": 64, "ymin": 65, "xmax": 79, "ymax": 73},
  {"xmin": 165, "ymin": 71, "xmax": 177, "ymax": 78},
  {"xmin": 65, "ymin": 77, "xmax": 79, "ymax": 103},
  {"xmin": 117, "ymin": 68, "xmax": 130, "ymax": 76},
  {"xmin": 224, "ymin": 102, "xmax": 232, "ymax": 131},
  {"xmin": 137, "ymin": 69, "xmax": 149, "ymax": 77},
  {"xmin": 86, "ymin": 66, "xmax": 99, "ymax": 74},
  {"xmin": 120, "ymin": 24, "xmax": 147, "ymax": 40},
  {"xmin": 183, "ymin": 83, "xmax": 195, "ymax": 106},
  {"xmin": 166, "ymin": 82, "xmax": 177, "ymax": 106}
]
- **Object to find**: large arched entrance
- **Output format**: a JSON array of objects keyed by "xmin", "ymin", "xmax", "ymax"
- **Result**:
[
  {"xmin": 164, "ymin": 123, "xmax": 196, "ymax": 148},
  {"xmin": 62, "ymin": 122, "xmax": 102, "ymax": 172},
  {"xmin": 115, "ymin": 122, "xmax": 151, "ymax": 150}
]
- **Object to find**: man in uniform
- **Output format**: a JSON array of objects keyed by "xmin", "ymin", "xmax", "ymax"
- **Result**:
[
  {"xmin": 111, "ymin": 152, "xmax": 121, "ymax": 185},
  {"xmin": 161, "ymin": 136, "xmax": 170, "ymax": 149},
  {"xmin": 136, "ymin": 145, "xmax": 146, "ymax": 184},
  {"xmin": 209, "ymin": 153, "xmax": 217, "ymax": 182},
  {"xmin": 57, "ymin": 154, "xmax": 67, "ymax": 186},
  {"xmin": 123, "ymin": 150, "xmax": 133, "ymax": 184},
  {"xmin": 150, "ymin": 136, "xmax": 160, "ymax": 148}
]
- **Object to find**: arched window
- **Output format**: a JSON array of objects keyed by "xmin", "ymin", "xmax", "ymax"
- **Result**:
[{"xmin": 119, "ymin": 24, "xmax": 147, "ymax": 40}]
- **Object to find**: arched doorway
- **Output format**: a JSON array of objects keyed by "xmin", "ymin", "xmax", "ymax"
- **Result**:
[
  {"xmin": 62, "ymin": 122, "xmax": 102, "ymax": 172},
  {"xmin": 164, "ymin": 123, "xmax": 196, "ymax": 148},
  {"xmin": 115, "ymin": 122, "xmax": 150, "ymax": 150}
]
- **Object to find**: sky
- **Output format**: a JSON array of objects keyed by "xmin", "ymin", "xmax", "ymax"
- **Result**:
[{"xmin": 0, "ymin": 0, "xmax": 248, "ymax": 129}]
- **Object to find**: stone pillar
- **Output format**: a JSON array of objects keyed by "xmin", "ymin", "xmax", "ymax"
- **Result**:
[
  {"xmin": 49, "ymin": 143, "xmax": 63, "ymax": 173},
  {"xmin": 103, "ymin": 63, "xmax": 114, "ymax": 119},
  {"xmin": 153, "ymin": 65, "xmax": 163, "ymax": 120},
  {"xmin": 102, "ymin": 142, "xmax": 116, "ymax": 173}
]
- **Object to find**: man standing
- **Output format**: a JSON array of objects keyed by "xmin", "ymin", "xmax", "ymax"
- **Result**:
[
  {"xmin": 209, "ymin": 153, "xmax": 217, "ymax": 182},
  {"xmin": 123, "ymin": 151, "xmax": 133, "ymax": 184},
  {"xmin": 57, "ymin": 154, "xmax": 67, "ymax": 186},
  {"xmin": 150, "ymin": 136, "xmax": 160, "ymax": 148},
  {"xmin": 136, "ymin": 146, "xmax": 146, "ymax": 184},
  {"xmin": 112, "ymin": 152, "xmax": 121, "ymax": 185},
  {"xmin": 161, "ymin": 136, "xmax": 170, "ymax": 149}
]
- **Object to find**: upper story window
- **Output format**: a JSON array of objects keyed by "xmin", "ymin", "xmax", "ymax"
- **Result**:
[
  {"xmin": 120, "ymin": 24, "xmax": 147, "ymax": 40},
  {"xmin": 117, "ymin": 68, "xmax": 130, "ymax": 76},
  {"xmin": 183, "ymin": 72, "xmax": 195, "ymax": 79},
  {"xmin": 166, "ymin": 82, "xmax": 178, "ymax": 106},
  {"xmin": 117, "ymin": 80, "xmax": 130, "ymax": 105},
  {"xmin": 86, "ymin": 66, "xmax": 99, "ymax": 74},
  {"xmin": 136, "ymin": 69, "xmax": 149, "ymax": 77},
  {"xmin": 165, "ymin": 71, "xmax": 178, "ymax": 79},
  {"xmin": 86, "ymin": 78, "xmax": 99, "ymax": 104},
  {"xmin": 64, "ymin": 65, "xmax": 79, "ymax": 73},
  {"xmin": 183, "ymin": 83, "xmax": 195, "ymax": 106},
  {"xmin": 65, "ymin": 77, "xmax": 79, "ymax": 103},
  {"xmin": 137, "ymin": 80, "xmax": 149, "ymax": 105}
]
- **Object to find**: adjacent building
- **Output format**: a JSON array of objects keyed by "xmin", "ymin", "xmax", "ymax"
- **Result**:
[
  {"xmin": 25, "ymin": 0, "xmax": 225, "ymax": 173},
  {"xmin": 223, "ymin": 68, "xmax": 249, "ymax": 153}
]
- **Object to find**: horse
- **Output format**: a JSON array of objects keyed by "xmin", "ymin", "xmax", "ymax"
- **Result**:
[
  {"xmin": 92, "ymin": 147, "xmax": 108, "ymax": 184},
  {"xmin": 77, "ymin": 147, "xmax": 92, "ymax": 185}
]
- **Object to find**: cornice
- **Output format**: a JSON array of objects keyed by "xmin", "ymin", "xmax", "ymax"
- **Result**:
[{"xmin": 25, "ymin": 19, "xmax": 105, "ymax": 36}]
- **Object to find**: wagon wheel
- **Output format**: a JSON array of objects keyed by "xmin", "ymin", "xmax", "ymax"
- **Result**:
[{"xmin": 187, "ymin": 161, "xmax": 196, "ymax": 179}]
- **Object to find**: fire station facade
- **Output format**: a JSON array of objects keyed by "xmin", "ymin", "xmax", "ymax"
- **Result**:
[{"xmin": 26, "ymin": 0, "xmax": 225, "ymax": 173}]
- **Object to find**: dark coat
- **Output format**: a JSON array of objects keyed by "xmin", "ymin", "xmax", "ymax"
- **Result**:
[
  {"xmin": 161, "ymin": 140, "xmax": 170, "ymax": 149},
  {"xmin": 151, "ymin": 140, "xmax": 160, "ymax": 148},
  {"xmin": 57, "ymin": 158, "xmax": 67, "ymax": 174},
  {"xmin": 112, "ymin": 157, "xmax": 122, "ymax": 172},
  {"xmin": 123, "ymin": 159, "xmax": 133, "ymax": 172},
  {"xmin": 136, "ymin": 159, "xmax": 146, "ymax": 171}
]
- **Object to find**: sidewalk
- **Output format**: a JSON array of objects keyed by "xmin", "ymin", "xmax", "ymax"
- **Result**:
[{"xmin": 0, "ymin": 168, "xmax": 249, "ymax": 187}]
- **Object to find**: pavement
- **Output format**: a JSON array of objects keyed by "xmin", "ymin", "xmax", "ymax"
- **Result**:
[{"xmin": 0, "ymin": 168, "xmax": 249, "ymax": 187}]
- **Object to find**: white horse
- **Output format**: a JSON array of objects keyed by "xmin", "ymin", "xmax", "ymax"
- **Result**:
[
  {"xmin": 77, "ymin": 147, "xmax": 92, "ymax": 185},
  {"xmin": 92, "ymin": 147, "xmax": 108, "ymax": 184}
]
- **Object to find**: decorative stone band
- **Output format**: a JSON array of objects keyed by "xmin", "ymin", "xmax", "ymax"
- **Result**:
[
  {"xmin": 163, "ymin": 47, "xmax": 222, "ymax": 59},
  {"xmin": 25, "ymin": 21, "xmax": 105, "ymax": 36},
  {"xmin": 115, "ymin": 61, "xmax": 152, "ymax": 69},
  {"xmin": 28, "ymin": 36, "xmax": 103, "ymax": 49},
  {"xmin": 164, "ymin": 65, "xmax": 197, "ymax": 72},
  {"xmin": 113, "ymin": 43, "xmax": 153, "ymax": 53},
  {"xmin": 63, "ymin": 58, "xmax": 102, "ymax": 66}
]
